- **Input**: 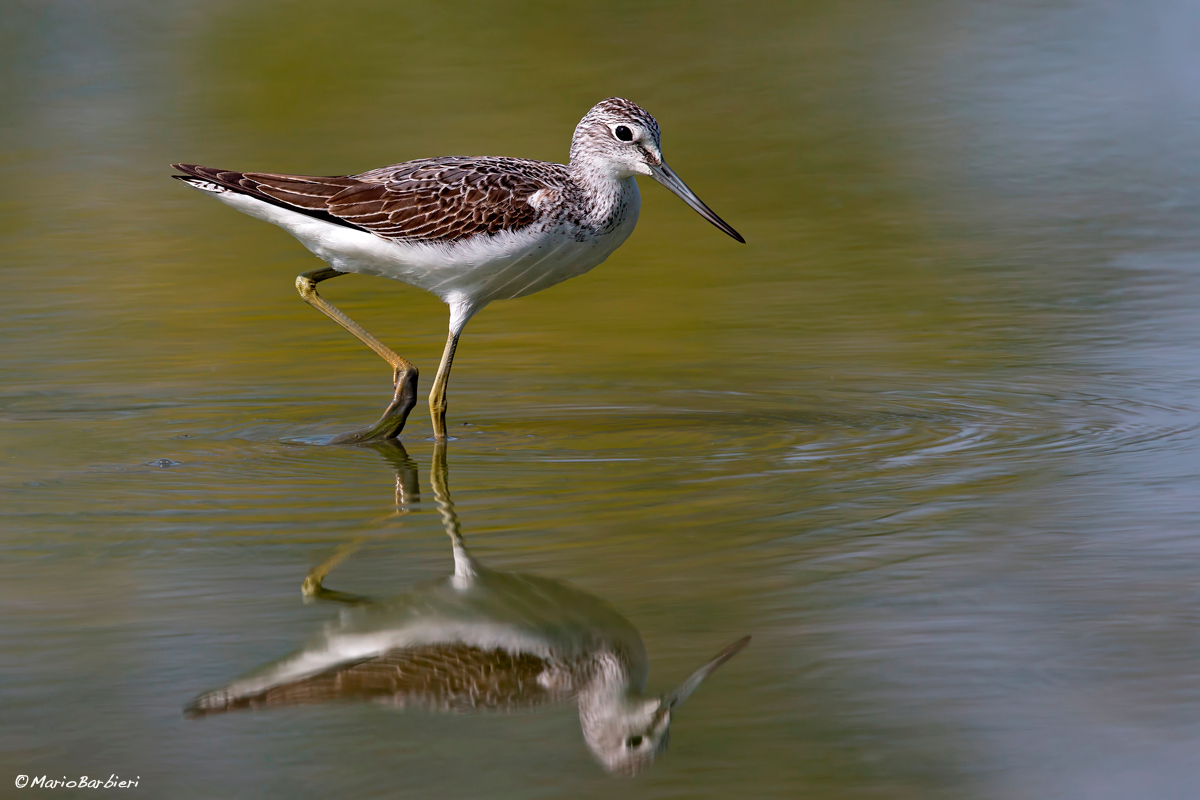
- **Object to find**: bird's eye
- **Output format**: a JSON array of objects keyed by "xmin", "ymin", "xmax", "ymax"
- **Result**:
[
  {"xmin": 614, "ymin": 125, "xmax": 634, "ymax": 142},
  {"xmin": 625, "ymin": 735, "xmax": 644, "ymax": 748}
]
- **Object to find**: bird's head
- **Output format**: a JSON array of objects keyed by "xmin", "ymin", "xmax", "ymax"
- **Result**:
[
  {"xmin": 579, "ymin": 635, "xmax": 750, "ymax": 776},
  {"xmin": 570, "ymin": 97, "xmax": 744, "ymax": 243}
]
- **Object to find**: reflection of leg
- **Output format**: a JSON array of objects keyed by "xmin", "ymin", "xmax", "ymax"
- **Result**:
[
  {"xmin": 303, "ymin": 439, "xmax": 425, "ymax": 602},
  {"xmin": 368, "ymin": 440, "xmax": 420, "ymax": 512},
  {"xmin": 295, "ymin": 268, "xmax": 419, "ymax": 443},
  {"xmin": 428, "ymin": 327, "xmax": 461, "ymax": 440},
  {"xmin": 430, "ymin": 439, "xmax": 479, "ymax": 579},
  {"xmin": 301, "ymin": 542, "xmax": 373, "ymax": 605}
]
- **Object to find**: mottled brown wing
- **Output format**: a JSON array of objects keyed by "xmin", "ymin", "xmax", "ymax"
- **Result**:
[
  {"xmin": 173, "ymin": 157, "xmax": 559, "ymax": 243},
  {"xmin": 333, "ymin": 157, "xmax": 556, "ymax": 241},
  {"xmin": 185, "ymin": 645, "xmax": 563, "ymax": 718}
]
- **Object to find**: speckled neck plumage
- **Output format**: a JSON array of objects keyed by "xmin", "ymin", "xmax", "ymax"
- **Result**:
[{"xmin": 559, "ymin": 165, "xmax": 636, "ymax": 236}]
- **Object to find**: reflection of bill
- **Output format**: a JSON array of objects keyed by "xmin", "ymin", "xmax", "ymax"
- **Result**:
[
  {"xmin": 185, "ymin": 441, "xmax": 749, "ymax": 776},
  {"xmin": 15, "ymin": 775, "xmax": 140, "ymax": 789}
]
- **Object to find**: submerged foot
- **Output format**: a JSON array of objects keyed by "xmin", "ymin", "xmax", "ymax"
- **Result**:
[{"xmin": 327, "ymin": 367, "xmax": 419, "ymax": 445}]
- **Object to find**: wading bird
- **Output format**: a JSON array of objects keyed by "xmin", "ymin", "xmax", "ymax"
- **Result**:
[
  {"xmin": 173, "ymin": 98, "xmax": 743, "ymax": 442},
  {"xmin": 185, "ymin": 442, "xmax": 750, "ymax": 775}
]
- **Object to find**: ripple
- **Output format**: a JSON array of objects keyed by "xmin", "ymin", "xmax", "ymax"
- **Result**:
[{"xmin": 775, "ymin": 381, "xmax": 1198, "ymax": 475}]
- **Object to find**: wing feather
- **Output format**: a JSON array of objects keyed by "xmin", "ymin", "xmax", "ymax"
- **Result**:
[
  {"xmin": 185, "ymin": 644, "xmax": 570, "ymax": 718},
  {"xmin": 173, "ymin": 156, "xmax": 567, "ymax": 243}
]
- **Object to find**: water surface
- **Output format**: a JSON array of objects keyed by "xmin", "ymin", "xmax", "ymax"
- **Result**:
[{"xmin": 3, "ymin": 1, "xmax": 1200, "ymax": 797}]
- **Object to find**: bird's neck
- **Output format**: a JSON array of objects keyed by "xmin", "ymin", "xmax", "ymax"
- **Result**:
[
  {"xmin": 567, "ymin": 161, "xmax": 638, "ymax": 233},
  {"xmin": 574, "ymin": 649, "xmax": 646, "ymax": 726}
]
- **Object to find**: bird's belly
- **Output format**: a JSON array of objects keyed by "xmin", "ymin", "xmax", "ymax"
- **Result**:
[
  {"xmin": 332, "ymin": 222, "xmax": 635, "ymax": 309},
  {"xmin": 218, "ymin": 189, "xmax": 640, "ymax": 310},
  {"xmin": 192, "ymin": 571, "xmax": 648, "ymax": 709}
]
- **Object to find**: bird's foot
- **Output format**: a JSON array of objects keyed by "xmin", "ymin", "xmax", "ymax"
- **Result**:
[{"xmin": 327, "ymin": 368, "xmax": 419, "ymax": 445}]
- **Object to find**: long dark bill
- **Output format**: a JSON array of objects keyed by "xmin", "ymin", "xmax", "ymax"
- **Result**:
[
  {"xmin": 651, "ymin": 162, "xmax": 746, "ymax": 243},
  {"xmin": 663, "ymin": 635, "xmax": 752, "ymax": 710}
]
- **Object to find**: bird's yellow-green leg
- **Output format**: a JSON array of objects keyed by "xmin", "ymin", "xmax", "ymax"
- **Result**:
[
  {"xmin": 428, "ymin": 327, "xmax": 461, "ymax": 440},
  {"xmin": 370, "ymin": 439, "xmax": 420, "ymax": 518},
  {"xmin": 302, "ymin": 440, "xmax": 421, "ymax": 603},
  {"xmin": 301, "ymin": 541, "xmax": 373, "ymax": 604},
  {"xmin": 429, "ymin": 438, "xmax": 479, "ymax": 579},
  {"xmin": 295, "ymin": 268, "xmax": 419, "ymax": 444}
]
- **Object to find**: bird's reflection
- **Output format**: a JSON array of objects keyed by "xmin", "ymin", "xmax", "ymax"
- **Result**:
[{"xmin": 186, "ymin": 441, "xmax": 748, "ymax": 776}]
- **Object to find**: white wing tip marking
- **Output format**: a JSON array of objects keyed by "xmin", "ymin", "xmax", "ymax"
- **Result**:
[{"xmin": 180, "ymin": 178, "xmax": 228, "ymax": 194}]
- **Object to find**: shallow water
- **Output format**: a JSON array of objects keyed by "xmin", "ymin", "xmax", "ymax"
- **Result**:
[{"xmin": 4, "ymin": 1, "xmax": 1200, "ymax": 797}]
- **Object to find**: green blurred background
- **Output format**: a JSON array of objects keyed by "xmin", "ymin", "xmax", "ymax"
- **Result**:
[{"xmin": 3, "ymin": 1, "xmax": 1200, "ymax": 797}]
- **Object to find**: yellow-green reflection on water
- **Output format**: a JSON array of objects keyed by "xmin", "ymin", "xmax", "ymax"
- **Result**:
[{"xmin": 4, "ymin": 1, "xmax": 1200, "ymax": 797}]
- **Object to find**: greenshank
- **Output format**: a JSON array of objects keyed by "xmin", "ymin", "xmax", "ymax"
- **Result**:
[
  {"xmin": 184, "ymin": 442, "xmax": 750, "ymax": 775},
  {"xmin": 172, "ymin": 98, "xmax": 743, "ymax": 442}
]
